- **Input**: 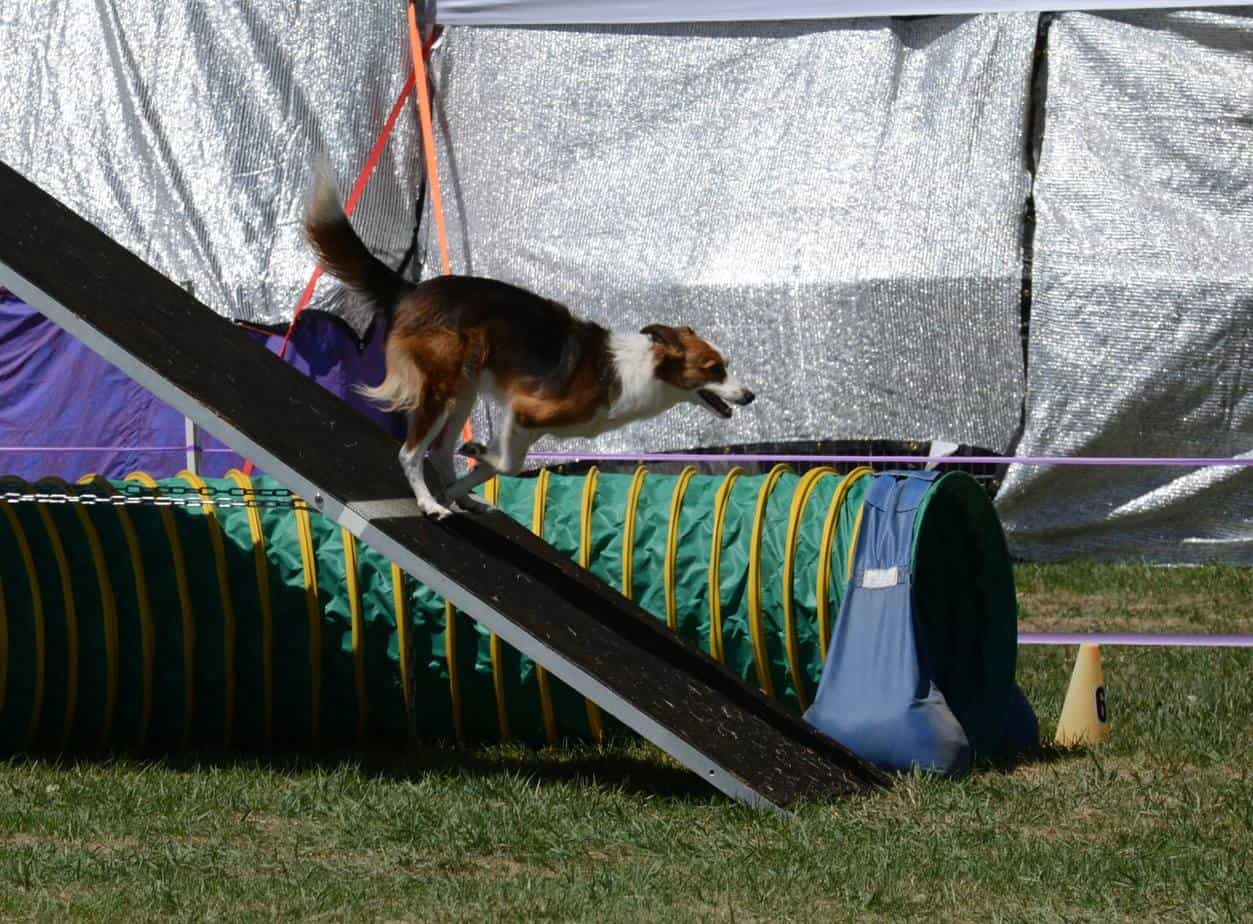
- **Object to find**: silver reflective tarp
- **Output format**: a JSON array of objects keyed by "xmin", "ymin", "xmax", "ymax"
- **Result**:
[
  {"xmin": 0, "ymin": 1, "xmax": 423, "ymax": 328},
  {"xmin": 424, "ymin": 17, "xmax": 1037, "ymax": 454},
  {"xmin": 997, "ymin": 10, "xmax": 1253, "ymax": 563},
  {"xmin": 3, "ymin": 3, "xmax": 1251, "ymax": 562}
]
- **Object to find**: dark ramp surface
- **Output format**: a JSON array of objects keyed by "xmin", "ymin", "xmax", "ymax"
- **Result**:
[{"xmin": 0, "ymin": 161, "xmax": 885, "ymax": 809}]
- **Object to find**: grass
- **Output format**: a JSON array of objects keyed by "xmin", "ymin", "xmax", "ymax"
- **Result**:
[
  {"xmin": 1016, "ymin": 562, "xmax": 1253, "ymax": 635},
  {"xmin": 1, "ymin": 563, "xmax": 1250, "ymax": 921}
]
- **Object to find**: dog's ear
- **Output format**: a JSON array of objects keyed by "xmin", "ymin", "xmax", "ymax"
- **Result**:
[{"xmin": 641, "ymin": 324, "xmax": 684, "ymax": 354}]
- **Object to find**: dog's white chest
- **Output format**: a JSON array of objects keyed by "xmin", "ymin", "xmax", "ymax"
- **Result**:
[{"xmin": 605, "ymin": 333, "xmax": 683, "ymax": 425}]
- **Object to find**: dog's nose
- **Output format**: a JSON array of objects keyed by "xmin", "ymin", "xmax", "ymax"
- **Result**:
[{"xmin": 741, "ymin": 390, "xmax": 755, "ymax": 406}]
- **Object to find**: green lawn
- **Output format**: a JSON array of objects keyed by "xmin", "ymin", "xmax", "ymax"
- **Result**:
[{"xmin": 1, "ymin": 564, "xmax": 1250, "ymax": 921}]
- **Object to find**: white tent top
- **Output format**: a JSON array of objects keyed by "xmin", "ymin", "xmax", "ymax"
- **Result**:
[{"xmin": 433, "ymin": 0, "xmax": 1247, "ymax": 25}]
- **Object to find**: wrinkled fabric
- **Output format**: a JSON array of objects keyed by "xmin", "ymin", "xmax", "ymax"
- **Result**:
[
  {"xmin": 998, "ymin": 10, "xmax": 1253, "ymax": 563},
  {"xmin": 0, "ymin": 294, "xmax": 402, "ymax": 481},
  {"xmin": 0, "ymin": 1, "xmax": 424, "ymax": 329},
  {"xmin": 424, "ymin": 17, "xmax": 1036, "ymax": 454}
]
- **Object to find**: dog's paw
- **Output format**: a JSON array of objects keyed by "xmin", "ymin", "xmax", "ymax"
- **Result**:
[
  {"xmin": 457, "ymin": 441, "xmax": 487, "ymax": 460},
  {"xmin": 417, "ymin": 497, "xmax": 454, "ymax": 519}
]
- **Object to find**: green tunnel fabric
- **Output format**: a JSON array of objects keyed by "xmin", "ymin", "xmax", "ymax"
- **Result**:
[
  {"xmin": 216, "ymin": 494, "xmax": 268, "ymax": 749},
  {"xmin": 17, "ymin": 484, "xmax": 77, "ymax": 754},
  {"xmin": 174, "ymin": 486, "xmax": 230, "ymax": 749},
  {"xmin": 72, "ymin": 480, "xmax": 140, "ymax": 751},
  {"xmin": 45, "ymin": 484, "xmax": 111, "ymax": 754},
  {"xmin": 0, "ymin": 468, "xmax": 1016, "ymax": 752},
  {"xmin": 0, "ymin": 496, "xmax": 40, "ymax": 750},
  {"xmin": 120, "ymin": 492, "xmax": 188, "ymax": 750}
]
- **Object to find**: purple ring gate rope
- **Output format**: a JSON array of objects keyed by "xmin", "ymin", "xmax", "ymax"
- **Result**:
[
  {"xmin": 1020, "ymin": 632, "xmax": 1253, "ymax": 648},
  {"xmin": 3, "ymin": 447, "xmax": 1251, "ymax": 467},
  {"xmin": 526, "ymin": 452, "xmax": 1253, "ymax": 467},
  {"xmin": 4, "ymin": 447, "xmax": 1247, "ymax": 649}
]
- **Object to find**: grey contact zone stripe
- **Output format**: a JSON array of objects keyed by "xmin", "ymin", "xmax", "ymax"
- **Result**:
[{"xmin": 347, "ymin": 498, "xmax": 424, "ymax": 519}]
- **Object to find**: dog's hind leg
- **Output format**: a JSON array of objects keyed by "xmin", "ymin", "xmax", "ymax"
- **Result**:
[
  {"xmin": 399, "ymin": 398, "xmax": 453, "ymax": 518},
  {"xmin": 428, "ymin": 383, "xmax": 477, "ymax": 497}
]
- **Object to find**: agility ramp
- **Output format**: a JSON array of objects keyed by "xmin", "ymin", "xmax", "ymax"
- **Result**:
[{"xmin": 0, "ymin": 162, "xmax": 884, "ymax": 808}]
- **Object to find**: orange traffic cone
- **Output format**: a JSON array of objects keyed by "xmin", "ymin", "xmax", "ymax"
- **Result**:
[{"xmin": 1054, "ymin": 643, "xmax": 1110, "ymax": 747}]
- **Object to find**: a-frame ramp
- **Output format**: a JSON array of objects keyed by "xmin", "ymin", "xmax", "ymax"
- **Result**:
[{"xmin": 0, "ymin": 162, "xmax": 885, "ymax": 810}]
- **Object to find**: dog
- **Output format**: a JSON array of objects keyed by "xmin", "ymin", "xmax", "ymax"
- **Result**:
[{"xmin": 304, "ymin": 173, "xmax": 755, "ymax": 517}]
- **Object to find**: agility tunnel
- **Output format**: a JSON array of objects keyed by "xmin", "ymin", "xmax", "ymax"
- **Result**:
[{"xmin": 0, "ymin": 465, "xmax": 1026, "ymax": 769}]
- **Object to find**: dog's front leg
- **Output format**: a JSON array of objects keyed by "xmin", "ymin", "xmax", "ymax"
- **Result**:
[{"xmin": 428, "ymin": 388, "xmax": 478, "ymax": 498}]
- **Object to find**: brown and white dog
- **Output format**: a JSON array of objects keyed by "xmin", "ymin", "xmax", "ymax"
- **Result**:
[{"xmin": 305, "ymin": 173, "xmax": 754, "ymax": 516}]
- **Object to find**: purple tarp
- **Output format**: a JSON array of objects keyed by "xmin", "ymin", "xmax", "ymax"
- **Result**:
[{"xmin": 0, "ymin": 291, "xmax": 403, "ymax": 482}]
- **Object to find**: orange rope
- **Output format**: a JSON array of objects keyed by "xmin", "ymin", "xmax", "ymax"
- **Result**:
[
  {"xmin": 407, "ymin": 5, "xmax": 471, "ymax": 447},
  {"xmin": 407, "ymin": 2, "xmax": 451, "ymax": 278}
]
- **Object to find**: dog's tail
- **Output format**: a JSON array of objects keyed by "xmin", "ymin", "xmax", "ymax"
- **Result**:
[{"xmin": 304, "ymin": 168, "xmax": 409, "ymax": 324}]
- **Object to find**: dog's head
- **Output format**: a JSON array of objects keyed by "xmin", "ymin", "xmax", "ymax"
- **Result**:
[{"xmin": 640, "ymin": 324, "xmax": 755, "ymax": 419}]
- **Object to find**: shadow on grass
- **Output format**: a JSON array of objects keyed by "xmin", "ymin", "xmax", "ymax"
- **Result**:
[
  {"xmin": 3, "ymin": 739, "xmax": 720, "ymax": 803},
  {"xmin": 974, "ymin": 741, "xmax": 1091, "ymax": 776},
  {"xmin": 4, "ymin": 735, "xmax": 1091, "ymax": 806}
]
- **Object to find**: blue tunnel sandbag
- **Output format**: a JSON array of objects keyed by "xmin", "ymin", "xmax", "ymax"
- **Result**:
[{"xmin": 804, "ymin": 471, "xmax": 1031, "ymax": 773}]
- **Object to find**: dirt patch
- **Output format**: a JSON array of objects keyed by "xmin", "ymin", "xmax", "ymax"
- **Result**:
[
  {"xmin": 1, "ymin": 833, "xmax": 144, "ymax": 855},
  {"xmin": 460, "ymin": 855, "xmax": 559, "ymax": 880}
]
